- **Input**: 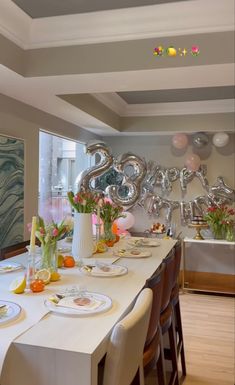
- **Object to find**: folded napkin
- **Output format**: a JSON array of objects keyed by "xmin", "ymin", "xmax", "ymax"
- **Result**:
[
  {"xmin": 57, "ymin": 295, "xmax": 102, "ymax": 311},
  {"xmin": 91, "ymin": 265, "xmax": 125, "ymax": 276}
]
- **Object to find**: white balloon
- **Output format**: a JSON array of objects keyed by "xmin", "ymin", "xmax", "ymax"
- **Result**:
[
  {"xmin": 212, "ymin": 132, "xmax": 229, "ymax": 148},
  {"xmin": 116, "ymin": 212, "xmax": 135, "ymax": 230}
]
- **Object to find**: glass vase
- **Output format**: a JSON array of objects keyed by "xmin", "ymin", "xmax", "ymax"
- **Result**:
[
  {"xmin": 225, "ymin": 226, "xmax": 235, "ymax": 242},
  {"xmin": 211, "ymin": 225, "xmax": 224, "ymax": 240},
  {"xmin": 103, "ymin": 221, "xmax": 116, "ymax": 245},
  {"xmin": 40, "ymin": 241, "xmax": 58, "ymax": 273}
]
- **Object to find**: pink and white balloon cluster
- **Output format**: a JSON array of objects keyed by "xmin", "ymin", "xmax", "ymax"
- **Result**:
[{"xmin": 172, "ymin": 132, "xmax": 229, "ymax": 172}]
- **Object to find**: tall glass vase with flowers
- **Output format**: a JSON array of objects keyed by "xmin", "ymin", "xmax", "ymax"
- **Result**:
[
  {"xmin": 35, "ymin": 216, "xmax": 71, "ymax": 277},
  {"xmin": 204, "ymin": 205, "xmax": 235, "ymax": 240},
  {"xmin": 97, "ymin": 197, "xmax": 124, "ymax": 247},
  {"xmin": 67, "ymin": 190, "xmax": 99, "ymax": 259}
]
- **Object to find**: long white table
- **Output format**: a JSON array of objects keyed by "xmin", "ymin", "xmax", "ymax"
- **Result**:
[{"xmin": 1, "ymin": 238, "xmax": 176, "ymax": 385}]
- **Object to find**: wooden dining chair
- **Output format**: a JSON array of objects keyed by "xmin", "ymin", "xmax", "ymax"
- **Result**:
[
  {"xmin": 102, "ymin": 288, "xmax": 153, "ymax": 385},
  {"xmin": 160, "ymin": 249, "xmax": 179, "ymax": 385},
  {"xmin": 142, "ymin": 263, "xmax": 166, "ymax": 385},
  {"xmin": 0, "ymin": 240, "xmax": 30, "ymax": 260},
  {"xmin": 167, "ymin": 241, "xmax": 186, "ymax": 379}
]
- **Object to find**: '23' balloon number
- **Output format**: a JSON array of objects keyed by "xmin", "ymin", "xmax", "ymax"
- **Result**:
[{"xmin": 76, "ymin": 143, "xmax": 146, "ymax": 208}]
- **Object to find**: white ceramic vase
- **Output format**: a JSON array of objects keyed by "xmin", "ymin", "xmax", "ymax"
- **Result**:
[{"xmin": 72, "ymin": 212, "xmax": 93, "ymax": 259}]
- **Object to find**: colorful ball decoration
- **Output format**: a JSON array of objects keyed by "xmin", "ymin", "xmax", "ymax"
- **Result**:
[
  {"xmin": 185, "ymin": 153, "xmax": 201, "ymax": 172},
  {"xmin": 172, "ymin": 133, "xmax": 188, "ymax": 150},
  {"xmin": 212, "ymin": 132, "xmax": 229, "ymax": 148},
  {"xmin": 116, "ymin": 212, "xmax": 135, "ymax": 230}
]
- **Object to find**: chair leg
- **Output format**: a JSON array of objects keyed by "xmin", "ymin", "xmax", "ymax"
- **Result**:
[
  {"xmin": 168, "ymin": 318, "xmax": 179, "ymax": 385},
  {"xmin": 175, "ymin": 301, "xmax": 186, "ymax": 377},
  {"xmin": 139, "ymin": 363, "xmax": 145, "ymax": 385},
  {"xmin": 157, "ymin": 334, "xmax": 166, "ymax": 385}
]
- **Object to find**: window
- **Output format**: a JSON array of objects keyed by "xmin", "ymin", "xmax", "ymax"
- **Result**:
[{"xmin": 38, "ymin": 131, "xmax": 89, "ymax": 222}]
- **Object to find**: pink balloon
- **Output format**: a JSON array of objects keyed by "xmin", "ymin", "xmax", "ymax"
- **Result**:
[
  {"xmin": 116, "ymin": 212, "xmax": 135, "ymax": 230},
  {"xmin": 172, "ymin": 134, "xmax": 188, "ymax": 149},
  {"xmin": 185, "ymin": 153, "xmax": 201, "ymax": 172}
]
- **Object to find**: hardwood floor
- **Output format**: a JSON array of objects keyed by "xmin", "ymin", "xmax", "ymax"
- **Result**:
[{"xmin": 145, "ymin": 293, "xmax": 235, "ymax": 385}]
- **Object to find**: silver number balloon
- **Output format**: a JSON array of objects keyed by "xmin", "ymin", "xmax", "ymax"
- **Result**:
[
  {"xmin": 75, "ymin": 142, "xmax": 113, "ymax": 192},
  {"xmin": 106, "ymin": 153, "xmax": 147, "ymax": 208}
]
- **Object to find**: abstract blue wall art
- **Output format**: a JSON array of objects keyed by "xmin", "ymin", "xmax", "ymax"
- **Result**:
[{"xmin": 0, "ymin": 135, "xmax": 24, "ymax": 248}]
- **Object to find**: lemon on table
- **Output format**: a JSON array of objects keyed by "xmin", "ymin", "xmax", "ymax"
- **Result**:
[
  {"xmin": 50, "ymin": 271, "xmax": 61, "ymax": 282},
  {"xmin": 93, "ymin": 243, "xmax": 98, "ymax": 254},
  {"xmin": 35, "ymin": 269, "xmax": 51, "ymax": 284},
  {"xmin": 9, "ymin": 275, "xmax": 26, "ymax": 294},
  {"xmin": 57, "ymin": 254, "xmax": 64, "ymax": 268}
]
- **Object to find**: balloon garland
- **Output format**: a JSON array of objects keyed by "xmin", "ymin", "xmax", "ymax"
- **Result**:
[{"xmin": 75, "ymin": 141, "xmax": 235, "ymax": 226}]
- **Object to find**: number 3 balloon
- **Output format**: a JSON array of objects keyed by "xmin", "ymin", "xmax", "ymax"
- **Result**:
[{"xmin": 107, "ymin": 153, "xmax": 147, "ymax": 208}]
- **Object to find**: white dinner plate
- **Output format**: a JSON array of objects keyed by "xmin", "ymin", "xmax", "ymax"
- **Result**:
[
  {"xmin": 0, "ymin": 300, "xmax": 22, "ymax": 325},
  {"xmin": 0, "ymin": 261, "xmax": 24, "ymax": 274},
  {"xmin": 127, "ymin": 238, "xmax": 160, "ymax": 247},
  {"xmin": 44, "ymin": 291, "xmax": 112, "ymax": 316},
  {"xmin": 80, "ymin": 264, "xmax": 128, "ymax": 277},
  {"xmin": 113, "ymin": 249, "xmax": 152, "ymax": 258}
]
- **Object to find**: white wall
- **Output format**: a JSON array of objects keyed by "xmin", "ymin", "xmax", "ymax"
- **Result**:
[{"xmin": 0, "ymin": 95, "xmax": 99, "ymax": 241}]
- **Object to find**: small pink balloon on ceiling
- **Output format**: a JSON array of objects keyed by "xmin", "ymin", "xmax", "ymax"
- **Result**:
[
  {"xmin": 212, "ymin": 132, "xmax": 229, "ymax": 148},
  {"xmin": 185, "ymin": 153, "xmax": 201, "ymax": 172},
  {"xmin": 172, "ymin": 133, "xmax": 188, "ymax": 149}
]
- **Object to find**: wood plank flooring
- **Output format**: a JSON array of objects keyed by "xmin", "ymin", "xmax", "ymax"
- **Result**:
[{"xmin": 146, "ymin": 293, "xmax": 235, "ymax": 385}]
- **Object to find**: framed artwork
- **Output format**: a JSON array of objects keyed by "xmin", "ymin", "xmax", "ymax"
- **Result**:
[{"xmin": 0, "ymin": 135, "xmax": 24, "ymax": 248}]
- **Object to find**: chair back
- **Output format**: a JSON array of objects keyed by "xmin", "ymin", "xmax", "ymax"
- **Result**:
[
  {"xmin": 0, "ymin": 241, "xmax": 30, "ymax": 260},
  {"xmin": 172, "ymin": 241, "xmax": 182, "ymax": 288},
  {"xmin": 161, "ymin": 249, "xmax": 175, "ymax": 313},
  {"xmin": 103, "ymin": 288, "xmax": 153, "ymax": 385},
  {"xmin": 145, "ymin": 263, "xmax": 165, "ymax": 347}
]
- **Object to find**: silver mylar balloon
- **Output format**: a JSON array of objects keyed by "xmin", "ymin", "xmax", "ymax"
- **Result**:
[
  {"xmin": 209, "ymin": 176, "xmax": 235, "ymax": 205},
  {"xmin": 180, "ymin": 167, "xmax": 194, "ymax": 191},
  {"xmin": 75, "ymin": 142, "xmax": 113, "ymax": 192},
  {"xmin": 162, "ymin": 199, "xmax": 179, "ymax": 224},
  {"xmin": 107, "ymin": 153, "xmax": 146, "ymax": 208},
  {"xmin": 151, "ymin": 194, "xmax": 163, "ymax": 216},
  {"xmin": 195, "ymin": 165, "xmax": 209, "ymax": 191},
  {"xmin": 193, "ymin": 196, "xmax": 208, "ymax": 216},
  {"xmin": 192, "ymin": 132, "xmax": 209, "ymax": 148},
  {"xmin": 180, "ymin": 201, "xmax": 194, "ymax": 224}
]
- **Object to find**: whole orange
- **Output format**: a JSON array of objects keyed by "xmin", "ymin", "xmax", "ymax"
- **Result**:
[
  {"xmin": 30, "ymin": 279, "xmax": 45, "ymax": 293},
  {"xmin": 63, "ymin": 256, "xmax": 75, "ymax": 268}
]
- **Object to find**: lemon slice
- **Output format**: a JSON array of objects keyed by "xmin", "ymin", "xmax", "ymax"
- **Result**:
[
  {"xmin": 35, "ymin": 269, "xmax": 51, "ymax": 284},
  {"xmin": 9, "ymin": 275, "xmax": 26, "ymax": 294},
  {"xmin": 97, "ymin": 241, "xmax": 107, "ymax": 253}
]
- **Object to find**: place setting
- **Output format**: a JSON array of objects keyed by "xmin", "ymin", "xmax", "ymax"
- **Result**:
[
  {"xmin": 127, "ymin": 238, "xmax": 160, "ymax": 247},
  {"xmin": 44, "ymin": 286, "xmax": 112, "ymax": 316},
  {"xmin": 0, "ymin": 261, "xmax": 24, "ymax": 274},
  {"xmin": 80, "ymin": 260, "xmax": 128, "ymax": 277},
  {"xmin": 112, "ymin": 246, "xmax": 152, "ymax": 259},
  {"xmin": 0, "ymin": 300, "xmax": 22, "ymax": 325}
]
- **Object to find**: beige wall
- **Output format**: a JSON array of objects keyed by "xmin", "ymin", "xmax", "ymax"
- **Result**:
[{"xmin": 0, "ymin": 95, "xmax": 99, "ymax": 240}]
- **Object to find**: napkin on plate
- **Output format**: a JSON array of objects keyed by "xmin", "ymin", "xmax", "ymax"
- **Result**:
[
  {"xmin": 57, "ymin": 295, "xmax": 102, "ymax": 311},
  {"xmin": 91, "ymin": 265, "xmax": 125, "ymax": 276}
]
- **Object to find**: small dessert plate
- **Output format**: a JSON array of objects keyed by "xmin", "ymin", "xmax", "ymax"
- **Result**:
[{"xmin": 0, "ymin": 261, "xmax": 24, "ymax": 274}]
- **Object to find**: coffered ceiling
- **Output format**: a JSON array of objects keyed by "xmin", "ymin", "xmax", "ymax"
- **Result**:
[{"xmin": 0, "ymin": 0, "xmax": 234, "ymax": 137}]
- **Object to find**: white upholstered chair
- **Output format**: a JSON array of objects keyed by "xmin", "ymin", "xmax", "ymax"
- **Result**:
[{"xmin": 102, "ymin": 288, "xmax": 153, "ymax": 385}]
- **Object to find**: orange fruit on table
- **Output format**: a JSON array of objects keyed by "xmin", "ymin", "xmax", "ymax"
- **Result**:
[
  {"xmin": 105, "ymin": 239, "xmax": 115, "ymax": 247},
  {"xmin": 30, "ymin": 279, "xmax": 45, "ymax": 293},
  {"xmin": 63, "ymin": 256, "xmax": 75, "ymax": 268},
  {"xmin": 114, "ymin": 234, "xmax": 120, "ymax": 243}
]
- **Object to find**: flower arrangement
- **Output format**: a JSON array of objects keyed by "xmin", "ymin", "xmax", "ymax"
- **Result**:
[
  {"xmin": 97, "ymin": 197, "xmax": 124, "ymax": 223},
  {"xmin": 204, "ymin": 205, "xmax": 235, "ymax": 239},
  {"xmin": 35, "ymin": 216, "xmax": 72, "ymax": 245},
  {"xmin": 67, "ymin": 191, "xmax": 99, "ymax": 213}
]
